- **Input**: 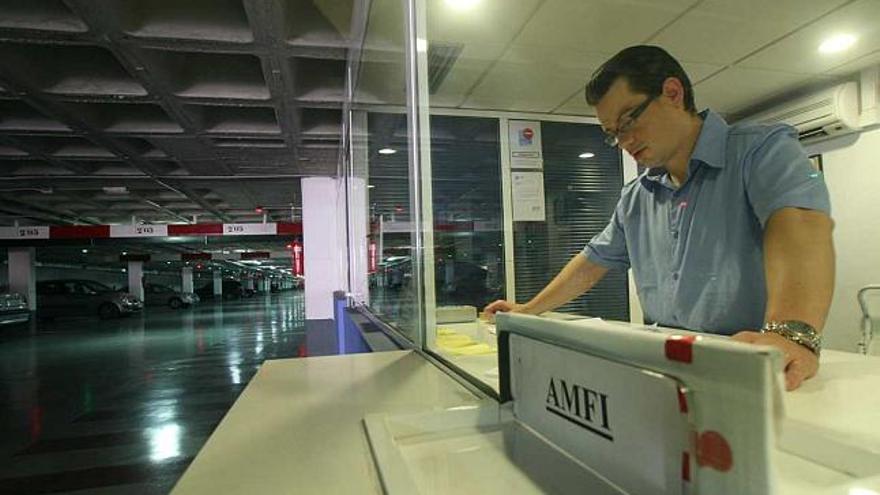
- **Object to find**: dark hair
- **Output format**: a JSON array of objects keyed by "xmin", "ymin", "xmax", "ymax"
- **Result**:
[{"xmin": 585, "ymin": 45, "xmax": 696, "ymax": 113}]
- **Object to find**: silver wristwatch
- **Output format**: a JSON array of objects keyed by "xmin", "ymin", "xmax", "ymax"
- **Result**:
[{"xmin": 761, "ymin": 320, "xmax": 822, "ymax": 357}]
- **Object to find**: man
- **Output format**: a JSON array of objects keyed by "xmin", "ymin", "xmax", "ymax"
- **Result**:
[{"xmin": 483, "ymin": 45, "xmax": 835, "ymax": 391}]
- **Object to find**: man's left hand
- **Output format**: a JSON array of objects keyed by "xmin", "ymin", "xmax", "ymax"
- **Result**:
[{"xmin": 730, "ymin": 331, "xmax": 818, "ymax": 391}]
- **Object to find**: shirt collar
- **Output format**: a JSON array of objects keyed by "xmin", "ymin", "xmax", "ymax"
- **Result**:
[{"xmin": 640, "ymin": 109, "xmax": 729, "ymax": 189}]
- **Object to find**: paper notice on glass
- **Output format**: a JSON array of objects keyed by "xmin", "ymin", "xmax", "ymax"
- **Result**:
[
  {"xmin": 509, "ymin": 120, "xmax": 543, "ymax": 170},
  {"xmin": 512, "ymin": 171, "xmax": 546, "ymax": 221}
]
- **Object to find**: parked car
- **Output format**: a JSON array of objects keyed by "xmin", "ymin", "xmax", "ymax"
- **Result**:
[
  {"xmin": 37, "ymin": 279, "xmax": 143, "ymax": 319},
  {"xmin": 0, "ymin": 292, "xmax": 30, "ymax": 326},
  {"xmin": 195, "ymin": 280, "xmax": 244, "ymax": 301},
  {"xmin": 124, "ymin": 283, "xmax": 199, "ymax": 309}
]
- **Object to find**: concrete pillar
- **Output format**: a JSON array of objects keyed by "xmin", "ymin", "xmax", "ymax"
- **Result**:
[
  {"xmin": 8, "ymin": 247, "xmax": 36, "ymax": 311},
  {"xmin": 127, "ymin": 261, "xmax": 144, "ymax": 301},
  {"xmin": 182, "ymin": 267, "xmax": 194, "ymax": 293},
  {"xmin": 349, "ymin": 109, "xmax": 370, "ymax": 304},
  {"xmin": 244, "ymin": 275, "xmax": 254, "ymax": 291},
  {"xmin": 302, "ymin": 177, "xmax": 347, "ymax": 320},
  {"xmin": 347, "ymin": 176, "xmax": 369, "ymax": 304},
  {"xmin": 213, "ymin": 270, "xmax": 222, "ymax": 297}
]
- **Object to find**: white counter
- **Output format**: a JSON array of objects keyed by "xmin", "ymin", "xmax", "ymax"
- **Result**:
[
  {"xmin": 173, "ymin": 338, "xmax": 880, "ymax": 494},
  {"xmin": 171, "ymin": 351, "xmax": 486, "ymax": 495}
]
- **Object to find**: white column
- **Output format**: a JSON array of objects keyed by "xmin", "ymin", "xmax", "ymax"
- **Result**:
[
  {"xmin": 8, "ymin": 247, "xmax": 36, "ymax": 311},
  {"xmin": 349, "ymin": 109, "xmax": 370, "ymax": 304},
  {"xmin": 244, "ymin": 275, "xmax": 254, "ymax": 291},
  {"xmin": 182, "ymin": 267, "xmax": 194, "ymax": 293},
  {"xmin": 347, "ymin": 177, "xmax": 369, "ymax": 304},
  {"xmin": 127, "ymin": 261, "xmax": 144, "ymax": 301},
  {"xmin": 302, "ymin": 177, "xmax": 347, "ymax": 320},
  {"xmin": 213, "ymin": 270, "xmax": 223, "ymax": 297}
]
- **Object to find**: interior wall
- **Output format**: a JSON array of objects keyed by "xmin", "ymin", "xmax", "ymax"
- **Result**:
[{"xmin": 806, "ymin": 126, "xmax": 880, "ymax": 351}]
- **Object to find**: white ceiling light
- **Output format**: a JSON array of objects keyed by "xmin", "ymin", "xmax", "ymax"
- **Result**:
[
  {"xmin": 445, "ymin": 0, "xmax": 479, "ymax": 10},
  {"xmin": 378, "ymin": 148, "xmax": 397, "ymax": 155},
  {"xmin": 819, "ymin": 34, "xmax": 856, "ymax": 54},
  {"xmin": 579, "ymin": 152, "xmax": 595, "ymax": 159}
]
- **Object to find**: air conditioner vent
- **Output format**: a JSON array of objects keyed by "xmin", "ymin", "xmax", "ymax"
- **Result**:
[{"xmin": 744, "ymin": 82, "xmax": 860, "ymax": 144}]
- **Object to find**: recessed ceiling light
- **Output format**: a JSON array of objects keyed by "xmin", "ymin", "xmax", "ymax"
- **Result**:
[
  {"xmin": 819, "ymin": 34, "xmax": 856, "ymax": 54},
  {"xmin": 81, "ymin": 249, "xmax": 88, "ymax": 254},
  {"xmin": 445, "ymin": 0, "xmax": 479, "ymax": 10},
  {"xmin": 378, "ymin": 148, "xmax": 397, "ymax": 155},
  {"xmin": 579, "ymin": 152, "xmax": 595, "ymax": 159},
  {"xmin": 367, "ymin": 185, "xmax": 376, "ymax": 189}
]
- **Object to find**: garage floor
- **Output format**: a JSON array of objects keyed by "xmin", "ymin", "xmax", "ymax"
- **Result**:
[{"xmin": 0, "ymin": 291, "xmax": 309, "ymax": 494}]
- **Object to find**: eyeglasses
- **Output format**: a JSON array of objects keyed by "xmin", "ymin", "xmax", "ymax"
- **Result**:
[{"xmin": 603, "ymin": 95, "xmax": 657, "ymax": 147}]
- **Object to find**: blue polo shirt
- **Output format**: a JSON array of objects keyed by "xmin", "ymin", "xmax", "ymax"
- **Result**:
[{"xmin": 584, "ymin": 110, "xmax": 831, "ymax": 335}]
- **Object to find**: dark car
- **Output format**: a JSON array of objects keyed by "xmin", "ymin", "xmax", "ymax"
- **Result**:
[
  {"xmin": 195, "ymin": 280, "xmax": 244, "ymax": 301},
  {"xmin": 37, "ymin": 279, "xmax": 143, "ymax": 319},
  {"xmin": 124, "ymin": 283, "xmax": 199, "ymax": 309}
]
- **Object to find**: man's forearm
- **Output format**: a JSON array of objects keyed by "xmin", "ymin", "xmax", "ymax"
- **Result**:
[
  {"xmin": 522, "ymin": 253, "xmax": 609, "ymax": 315},
  {"xmin": 763, "ymin": 207, "xmax": 835, "ymax": 332}
]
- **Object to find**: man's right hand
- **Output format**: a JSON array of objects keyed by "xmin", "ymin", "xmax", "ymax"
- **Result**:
[{"xmin": 482, "ymin": 300, "xmax": 528, "ymax": 321}]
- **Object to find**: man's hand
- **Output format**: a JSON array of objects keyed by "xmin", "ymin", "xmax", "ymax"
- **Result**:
[
  {"xmin": 730, "ymin": 330, "xmax": 818, "ymax": 391},
  {"xmin": 482, "ymin": 300, "xmax": 528, "ymax": 321}
]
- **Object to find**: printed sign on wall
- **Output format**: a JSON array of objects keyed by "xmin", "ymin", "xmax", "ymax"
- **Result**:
[
  {"xmin": 511, "ymin": 171, "xmax": 546, "ymax": 221},
  {"xmin": 0, "ymin": 226, "xmax": 49, "ymax": 240},
  {"xmin": 509, "ymin": 120, "xmax": 543, "ymax": 170},
  {"xmin": 110, "ymin": 225, "xmax": 169, "ymax": 238}
]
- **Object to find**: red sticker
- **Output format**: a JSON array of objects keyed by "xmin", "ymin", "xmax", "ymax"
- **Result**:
[
  {"xmin": 677, "ymin": 387, "xmax": 689, "ymax": 413},
  {"xmin": 696, "ymin": 431, "xmax": 733, "ymax": 472},
  {"xmin": 665, "ymin": 335, "xmax": 696, "ymax": 363},
  {"xmin": 522, "ymin": 128, "xmax": 534, "ymax": 140}
]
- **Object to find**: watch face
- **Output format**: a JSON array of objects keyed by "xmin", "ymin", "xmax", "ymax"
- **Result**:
[{"xmin": 783, "ymin": 321, "xmax": 817, "ymax": 337}]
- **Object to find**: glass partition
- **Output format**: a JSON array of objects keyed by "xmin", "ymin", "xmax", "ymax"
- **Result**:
[
  {"xmin": 348, "ymin": 0, "xmax": 421, "ymax": 343},
  {"xmin": 345, "ymin": 0, "xmax": 635, "ymax": 391},
  {"xmin": 414, "ymin": 0, "xmax": 630, "ymax": 391}
]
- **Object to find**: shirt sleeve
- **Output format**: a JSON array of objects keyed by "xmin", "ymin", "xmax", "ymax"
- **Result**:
[
  {"xmin": 743, "ymin": 125, "xmax": 832, "ymax": 227},
  {"xmin": 583, "ymin": 198, "xmax": 630, "ymax": 270}
]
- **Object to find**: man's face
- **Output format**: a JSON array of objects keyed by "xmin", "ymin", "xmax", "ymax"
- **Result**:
[{"xmin": 595, "ymin": 78, "xmax": 682, "ymax": 169}]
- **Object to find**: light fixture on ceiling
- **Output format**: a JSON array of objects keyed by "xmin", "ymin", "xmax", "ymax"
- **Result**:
[
  {"xmin": 579, "ymin": 152, "xmax": 595, "ymax": 159},
  {"xmin": 378, "ymin": 148, "xmax": 397, "ymax": 155},
  {"xmin": 81, "ymin": 249, "xmax": 88, "ymax": 254},
  {"xmin": 122, "ymin": 251, "xmax": 127, "ymax": 255},
  {"xmin": 445, "ymin": 0, "xmax": 479, "ymax": 10},
  {"xmin": 819, "ymin": 34, "xmax": 856, "ymax": 54},
  {"xmin": 367, "ymin": 185, "xmax": 376, "ymax": 189}
]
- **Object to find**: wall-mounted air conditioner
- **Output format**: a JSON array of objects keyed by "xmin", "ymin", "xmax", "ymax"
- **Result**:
[{"xmin": 743, "ymin": 82, "xmax": 861, "ymax": 143}]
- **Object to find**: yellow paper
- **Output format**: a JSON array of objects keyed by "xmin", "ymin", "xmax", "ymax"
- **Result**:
[{"xmin": 445, "ymin": 343, "xmax": 496, "ymax": 356}]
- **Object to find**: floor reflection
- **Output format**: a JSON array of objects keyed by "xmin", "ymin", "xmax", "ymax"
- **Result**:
[{"xmin": 0, "ymin": 292, "xmax": 306, "ymax": 494}]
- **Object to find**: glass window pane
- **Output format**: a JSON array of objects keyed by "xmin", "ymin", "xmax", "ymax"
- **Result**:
[{"xmin": 354, "ymin": 0, "xmax": 421, "ymax": 343}]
